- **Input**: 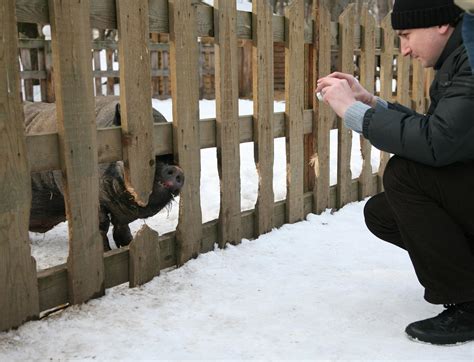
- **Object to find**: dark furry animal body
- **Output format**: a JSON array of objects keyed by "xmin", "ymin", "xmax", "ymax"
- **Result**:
[{"xmin": 26, "ymin": 96, "xmax": 184, "ymax": 250}]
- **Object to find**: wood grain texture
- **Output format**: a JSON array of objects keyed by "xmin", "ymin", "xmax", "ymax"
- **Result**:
[
  {"xmin": 412, "ymin": 59, "xmax": 425, "ymax": 113},
  {"xmin": 49, "ymin": 0, "xmax": 104, "ymax": 305},
  {"xmin": 358, "ymin": 5, "xmax": 376, "ymax": 200},
  {"xmin": 117, "ymin": 0, "xmax": 155, "ymax": 206},
  {"xmin": 252, "ymin": 0, "xmax": 274, "ymax": 235},
  {"xmin": 336, "ymin": 4, "xmax": 355, "ymax": 209},
  {"xmin": 169, "ymin": 0, "xmax": 203, "ymax": 265},
  {"xmin": 129, "ymin": 225, "xmax": 160, "ymax": 288},
  {"xmin": 378, "ymin": 13, "xmax": 395, "ymax": 192},
  {"xmin": 0, "ymin": 0, "xmax": 39, "ymax": 332},
  {"xmin": 214, "ymin": 0, "xmax": 241, "ymax": 247},
  {"xmin": 285, "ymin": 0, "xmax": 304, "ymax": 223},
  {"xmin": 312, "ymin": 1, "xmax": 331, "ymax": 214}
]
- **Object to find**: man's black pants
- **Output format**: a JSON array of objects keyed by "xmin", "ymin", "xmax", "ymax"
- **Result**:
[{"xmin": 364, "ymin": 156, "xmax": 474, "ymax": 304}]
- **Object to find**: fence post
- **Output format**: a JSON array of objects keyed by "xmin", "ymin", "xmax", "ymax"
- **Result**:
[
  {"xmin": 116, "ymin": 0, "xmax": 155, "ymax": 206},
  {"xmin": 358, "ymin": 4, "xmax": 376, "ymax": 199},
  {"xmin": 312, "ymin": 0, "xmax": 331, "ymax": 214},
  {"xmin": 377, "ymin": 14, "xmax": 395, "ymax": 192},
  {"xmin": 285, "ymin": 0, "xmax": 305, "ymax": 223},
  {"xmin": 0, "ymin": 0, "xmax": 40, "ymax": 331},
  {"xmin": 252, "ymin": 0, "xmax": 275, "ymax": 235},
  {"xmin": 214, "ymin": 0, "xmax": 241, "ymax": 247},
  {"xmin": 49, "ymin": 0, "xmax": 105, "ymax": 304},
  {"xmin": 169, "ymin": 0, "xmax": 203, "ymax": 265}
]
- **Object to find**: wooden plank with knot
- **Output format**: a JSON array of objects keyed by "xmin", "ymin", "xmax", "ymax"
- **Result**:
[
  {"xmin": 169, "ymin": 0, "xmax": 203, "ymax": 265},
  {"xmin": 285, "ymin": 0, "xmax": 305, "ymax": 223},
  {"xmin": 0, "ymin": 0, "xmax": 40, "ymax": 332},
  {"xmin": 117, "ymin": 0, "xmax": 155, "ymax": 206},
  {"xmin": 214, "ymin": 0, "xmax": 242, "ymax": 247},
  {"xmin": 49, "ymin": 0, "xmax": 105, "ymax": 305}
]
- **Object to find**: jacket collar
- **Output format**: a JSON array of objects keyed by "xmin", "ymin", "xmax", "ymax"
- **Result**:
[{"xmin": 434, "ymin": 17, "xmax": 464, "ymax": 70}]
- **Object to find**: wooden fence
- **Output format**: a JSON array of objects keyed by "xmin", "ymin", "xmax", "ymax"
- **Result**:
[{"xmin": 1, "ymin": 0, "xmax": 433, "ymax": 332}]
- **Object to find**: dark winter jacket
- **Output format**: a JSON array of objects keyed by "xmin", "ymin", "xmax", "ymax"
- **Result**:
[{"xmin": 362, "ymin": 20, "xmax": 474, "ymax": 167}]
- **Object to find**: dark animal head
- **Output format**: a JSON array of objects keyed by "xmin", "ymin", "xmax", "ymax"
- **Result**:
[{"xmin": 113, "ymin": 103, "xmax": 184, "ymax": 206}]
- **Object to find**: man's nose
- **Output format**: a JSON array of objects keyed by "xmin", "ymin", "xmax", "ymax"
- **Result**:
[{"xmin": 400, "ymin": 41, "xmax": 411, "ymax": 57}]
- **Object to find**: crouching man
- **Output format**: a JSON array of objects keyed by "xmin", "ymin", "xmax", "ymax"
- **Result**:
[{"xmin": 316, "ymin": 0, "xmax": 474, "ymax": 345}]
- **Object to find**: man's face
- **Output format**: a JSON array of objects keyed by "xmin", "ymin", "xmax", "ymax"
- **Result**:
[{"xmin": 397, "ymin": 25, "xmax": 452, "ymax": 68}]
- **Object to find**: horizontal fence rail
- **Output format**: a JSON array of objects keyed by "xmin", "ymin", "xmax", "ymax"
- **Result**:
[{"xmin": 0, "ymin": 0, "xmax": 433, "ymax": 332}]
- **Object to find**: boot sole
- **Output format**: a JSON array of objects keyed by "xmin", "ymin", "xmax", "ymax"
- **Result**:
[{"xmin": 405, "ymin": 332, "xmax": 474, "ymax": 346}]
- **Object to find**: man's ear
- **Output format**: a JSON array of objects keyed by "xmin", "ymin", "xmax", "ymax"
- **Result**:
[{"xmin": 438, "ymin": 24, "xmax": 451, "ymax": 34}]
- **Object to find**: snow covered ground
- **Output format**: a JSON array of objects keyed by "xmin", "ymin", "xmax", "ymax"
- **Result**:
[{"xmin": 2, "ymin": 202, "xmax": 473, "ymax": 359}]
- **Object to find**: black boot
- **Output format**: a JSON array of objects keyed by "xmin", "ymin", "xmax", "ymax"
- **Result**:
[{"xmin": 405, "ymin": 302, "xmax": 474, "ymax": 345}]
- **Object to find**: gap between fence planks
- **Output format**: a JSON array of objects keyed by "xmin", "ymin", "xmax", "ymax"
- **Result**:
[
  {"xmin": 285, "ymin": 0, "xmax": 305, "ymax": 224},
  {"xmin": 336, "ymin": 4, "xmax": 355, "ymax": 209},
  {"xmin": 214, "ymin": 0, "xmax": 241, "ymax": 247},
  {"xmin": 169, "ymin": 0, "xmax": 203, "ymax": 265},
  {"xmin": 49, "ymin": 0, "xmax": 104, "ymax": 304},
  {"xmin": 358, "ymin": 5, "xmax": 376, "ymax": 200},
  {"xmin": 252, "ymin": 0, "xmax": 274, "ymax": 235},
  {"xmin": 116, "ymin": 0, "xmax": 155, "ymax": 206},
  {"xmin": 0, "ymin": 0, "xmax": 40, "ymax": 332}
]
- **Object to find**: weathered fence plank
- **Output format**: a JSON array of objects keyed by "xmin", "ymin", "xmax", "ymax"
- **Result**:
[
  {"xmin": 169, "ymin": 0, "xmax": 203, "ymax": 265},
  {"xmin": 49, "ymin": 0, "xmax": 104, "ymax": 304},
  {"xmin": 252, "ymin": 0, "xmax": 274, "ymax": 235},
  {"xmin": 397, "ymin": 54, "xmax": 410, "ymax": 107},
  {"xmin": 116, "ymin": 0, "xmax": 155, "ymax": 206},
  {"xmin": 285, "ymin": 0, "xmax": 304, "ymax": 223},
  {"xmin": 336, "ymin": 4, "xmax": 355, "ymax": 208},
  {"xmin": 312, "ymin": 1, "xmax": 331, "ymax": 214},
  {"xmin": 129, "ymin": 225, "xmax": 160, "ymax": 288},
  {"xmin": 0, "ymin": 0, "xmax": 40, "ymax": 332},
  {"xmin": 214, "ymin": 0, "xmax": 241, "ymax": 247},
  {"xmin": 412, "ymin": 59, "xmax": 425, "ymax": 113},
  {"xmin": 358, "ymin": 5, "xmax": 376, "ymax": 200},
  {"xmin": 378, "ymin": 14, "xmax": 395, "ymax": 192}
]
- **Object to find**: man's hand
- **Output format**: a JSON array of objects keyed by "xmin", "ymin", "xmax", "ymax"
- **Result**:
[
  {"xmin": 317, "ymin": 72, "xmax": 376, "ymax": 107},
  {"xmin": 315, "ymin": 77, "xmax": 357, "ymax": 118}
]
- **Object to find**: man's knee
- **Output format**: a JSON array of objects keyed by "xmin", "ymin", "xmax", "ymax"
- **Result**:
[
  {"xmin": 364, "ymin": 193, "xmax": 386, "ymax": 233},
  {"xmin": 382, "ymin": 156, "xmax": 411, "ymax": 192}
]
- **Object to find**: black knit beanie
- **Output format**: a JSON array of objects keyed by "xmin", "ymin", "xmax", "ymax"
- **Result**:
[{"xmin": 391, "ymin": 0, "xmax": 463, "ymax": 30}]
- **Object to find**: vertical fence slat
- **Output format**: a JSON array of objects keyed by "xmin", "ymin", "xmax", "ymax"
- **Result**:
[
  {"xmin": 358, "ymin": 5, "xmax": 376, "ymax": 200},
  {"xmin": 214, "ymin": 0, "xmax": 241, "ymax": 247},
  {"xmin": 106, "ymin": 49, "xmax": 115, "ymax": 95},
  {"xmin": 116, "ymin": 0, "xmax": 155, "ymax": 206},
  {"xmin": 37, "ymin": 46, "xmax": 48, "ymax": 102},
  {"xmin": 45, "ymin": 41, "xmax": 55, "ymax": 103},
  {"xmin": 337, "ymin": 4, "xmax": 355, "ymax": 208},
  {"xmin": 93, "ymin": 48, "xmax": 103, "ymax": 96},
  {"xmin": 412, "ymin": 59, "xmax": 425, "ymax": 113},
  {"xmin": 377, "ymin": 14, "xmax": 394, "ymax": 192},
  {"xmin": 285, "ymin": 0, "xmax": 304, "ymax": 223},
  {"xmin": 252, "ymin": 0, "xmax": 274, "ymax": 234},
  {"xmin": 397, "ymin": 54, "xmax": 410, "ymax": 107},
  {"xmin": 20, "ymin": 48, "xmax": 34, "ymax": 101},
  {"xmin": 129, "ymin": 225, "xmax": 160, "ymax": 288},
  {"xmin": 312, "ymin": 1, "xmax": 331, "ymax": 214},
  {"xmin": 0, "ymin": 0, "xmax": 39, "ymax": 332},
  {"xmin": 151, "ymin": 33, "xmax": 160, "ymax": 98},
  {"xmin": 49, "ymin": 0, "xmax": 104, "ymax": 304},
  {"xmin": 170, "ymin": 0, "xmax": 203, "ymax": 265}
]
